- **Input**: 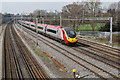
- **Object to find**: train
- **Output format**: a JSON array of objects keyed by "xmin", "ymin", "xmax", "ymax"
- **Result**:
[{"xmin": 18, "ymin": 20, "xmax": 78, "ymax": 44}]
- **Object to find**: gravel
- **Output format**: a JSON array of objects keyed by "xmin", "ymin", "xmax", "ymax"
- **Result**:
[
  {"xmin": 0, "ymin": 24, "xmax": 7, "ymax": 79},
  {"xmin": 14, "ymin": 24, "xmax": 57, "ymax": 78},
  {"xmin": 14, "ymin": 23, "xmax": 119, "ymax": 78},
  {"xmin": 15, "ymin": 24, "xmax": 96, "ymax": 78},
  {"xmin": 0, "ymin": 26, "xmax": 3, "ymax": 79},
  {"xmin": 30, "ymin": 29, "xmax": 118, "ymax": 78}
]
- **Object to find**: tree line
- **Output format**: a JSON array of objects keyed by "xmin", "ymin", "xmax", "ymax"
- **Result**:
[{"xmin": 1, "ymin": 0, "xmax": 120, "ymax": 31}]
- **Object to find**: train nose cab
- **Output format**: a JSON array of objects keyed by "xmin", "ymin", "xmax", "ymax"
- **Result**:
[{"xmin": 63, "ymin": 27, "xmax": 78, "ymax": 44}]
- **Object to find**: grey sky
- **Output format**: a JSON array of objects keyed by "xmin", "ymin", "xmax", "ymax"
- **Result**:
[
  {"xmin": 1, "ymin": 0, "xmax": 120, "ymax": 2},
  {"xmin": 1, "ymin": 2, "xmax": 117, "ymax": 14},
  {"xmin": 1, "ymin": 2, "xmax": 72, "ymax": 14}
]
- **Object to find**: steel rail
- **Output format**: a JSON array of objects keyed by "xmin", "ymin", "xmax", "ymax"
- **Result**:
[
  {"xmin": 12, "ymin": 24, "xmax": 49, "ymax": 79},
  {"xmin": 78, "ymin": 39, "xmax": 120, "ymax": 54},
  {"xmin": 17, "ymin": 23, "xmax": 120, "ymax": 79}
]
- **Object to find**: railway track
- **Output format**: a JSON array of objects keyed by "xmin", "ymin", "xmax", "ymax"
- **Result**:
[
  {"xmin": 78, "ymin": 38, "xmax": 120, "ymax": 55},
  {"xmin": 16, "ymin": 23, "xmax": 120, "ymax": 79},
  {"xmin": 77, "ymin": 42, "xmax": 119, "ymax": 59},
  {"xmin": 3, "ymin": 23, "xmax": 23, "ymax": 78},
  {"xmin": 74, "ymin": 43, "xmax": 120, "ymax": 65},
  {"xmin": 18, "ymin": 23, "xmax": 120, "ymax": 68},
  {"xmin": 3, "ymin": 23, "xmax": 49, "ymax": 79}
]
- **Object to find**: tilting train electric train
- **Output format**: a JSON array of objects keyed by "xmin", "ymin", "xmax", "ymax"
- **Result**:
[{"xmin": 18, "ymin": 20, "xmax": 78, "ymax": 44}]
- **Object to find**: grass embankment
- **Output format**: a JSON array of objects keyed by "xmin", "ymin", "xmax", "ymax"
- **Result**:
[
  {"xmin": 31, "ymin": 43, "xmax": 61, "ymax": 70},
  {"xmin": 32, "ymin": 43, "xmax": 50, "ymax": 60},
  {"xmin": 82, "ymin": 34, "xmax": 120, "ymax": 48},
  {"xmin": 78, "ymin": 23, "xmax": 105, "ymax": 31},
  {"xmin": 78, "ymin": 23, "xmax": 120, "ymax": 48}
]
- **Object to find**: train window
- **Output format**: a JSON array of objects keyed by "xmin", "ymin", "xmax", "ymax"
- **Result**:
[
  {"xmin": 47, "ymin": 29, "xmax": 56, "ymax": 34},
  {"xmin": 26, "ymin": 23, "xmax": 29, "ymax": 25},
  {"xmin": 45, "ymin": 26, "xmax": 47, "ymax": 32},
  {"xmin": 64, "ymin": 27, "xmax": 76, "ymax": 38},
  {"xmin": 38, "ymin": 26, "xmax": 43, "ymax": 30},
  {"xmin": 31, "ymin": 24, "xmax": 35, "ymax": 27}
]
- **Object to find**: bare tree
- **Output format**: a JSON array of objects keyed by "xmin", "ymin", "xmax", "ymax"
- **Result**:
[
  {"xmin": 33, "ymin": 9, "xmax": 47, "ymax": 23},
  {"xmin": 0, "ymin": 13, "xmax": 2, "ymax": 25},
  {"xmin": 29, "ymin": 13, "xmax": 33, "ymax": 21},
  {"xmin": 62, "ymin": 2, "xmax": 84, "ymax": 18},
  {"xmin": 82, "ymin": 0, "xmax": 102, "ymax": 17},
  {"xmin": 108, "ymin": 2, "xmax": 118, "ymax": 11},
  {"xmin": 62, "ymin": 2, "xmax": 84, "ymax": 29},
  {"xmin": 62, "ymin": 0, "xmax": 102, "ymax": 32},
  {"xmin": 33, "ymin": 9, "xmax": 40, "ymax": 18},
  {"xmin": 118, "ymin": 1, "xmax": 120, "ymax": 21},
  {"xmin": 107, "ymin": 2, "xmax": 118, "ymax": 22},
  {"xmin": 82, "ymin": 0, "xmax": 102, "ymax": 32}
]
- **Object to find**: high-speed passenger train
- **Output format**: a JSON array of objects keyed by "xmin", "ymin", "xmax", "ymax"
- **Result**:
[{"xmin": 18, "ymin": 20, "xmax": 78, "ymax": 44}]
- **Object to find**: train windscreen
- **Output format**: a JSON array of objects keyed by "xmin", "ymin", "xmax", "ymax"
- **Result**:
[{"xmin": 64, "ymin": 27, "xmax": 76, "ymax": 38}]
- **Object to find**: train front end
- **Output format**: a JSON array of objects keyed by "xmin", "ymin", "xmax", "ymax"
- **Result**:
[{"xmin": 62, "ymin": 27, "xmax": 78, "ymax": 44}]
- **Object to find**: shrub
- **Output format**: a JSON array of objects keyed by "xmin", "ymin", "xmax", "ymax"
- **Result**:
[{"xmin": 100, "ymin": 22, "xmax": 120, "ymax": 32}]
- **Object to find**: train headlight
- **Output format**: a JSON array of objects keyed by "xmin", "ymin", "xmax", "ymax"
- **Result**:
[{"xmin": 66, "ymin": 37, "xmax": 69, "ymax": 39}]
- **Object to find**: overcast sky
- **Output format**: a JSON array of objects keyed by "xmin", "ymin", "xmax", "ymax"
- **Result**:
[
  {"xmin": 1, "ymin": 2, "xmax": 72, "ymax": 14},
  {"xmin": 0, "ymin": 0, "xmax": 119, "ymax": 14}
]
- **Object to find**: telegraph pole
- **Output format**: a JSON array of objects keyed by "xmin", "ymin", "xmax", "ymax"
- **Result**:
[
  {"xmin": 42, "ymin": 17, "xmax": 44, "ymax": 24},
  {"xmin": 60, "ymin": 13, "xmax": 62, "ymax": 26},
  {"xmin": 82, "ymin": 10, "xmax": 84, "ymax": 23},
  {"xmin": 36, "ymin": 18, "xmax": 38, "ymax": 45},
  {"xmin": 110, "ymin": 17, "xmax": 112, "ymax": 45},
  {"xmin": 21, "ymin": 13, "xmax": 23, "ymax": 32}
]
